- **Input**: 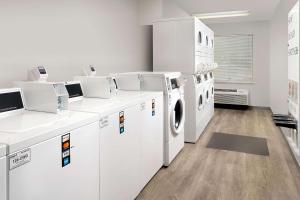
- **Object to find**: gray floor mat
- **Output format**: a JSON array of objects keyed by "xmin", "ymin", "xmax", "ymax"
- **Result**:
[{"xmin": 207, "ymin": 132, "xmax": 269, "ymax": 156}]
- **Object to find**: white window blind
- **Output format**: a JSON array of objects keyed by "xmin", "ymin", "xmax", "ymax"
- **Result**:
[{"xmin": 214, "ymin": 35, "xmax": 253, "ymax": 83}]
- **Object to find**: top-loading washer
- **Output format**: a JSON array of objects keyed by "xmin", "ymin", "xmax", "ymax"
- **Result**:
[
  {"xmin": 0, "ymin": 87, "xmax": 100, "ymax": 200},
  {"xmin": 65, "ymin": 79, "xmax": 164, "ymax": 200},
  {"xmin": 115, "ymin": 72, "xmax": 185, "ymax": 166},
  {"xmin": 183, "ymin": 73, "xmax": 207, "ymax": 143}
]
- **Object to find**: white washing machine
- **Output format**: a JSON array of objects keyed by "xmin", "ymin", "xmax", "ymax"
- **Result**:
[
  {"xmin": 65, "ymin": 81, "xmax": 164, "ymax": 200},
  {"xmin": 115, "ymin": 72, "xmax": 185, "ymax": 166},
  {"xmin": 183, "ymin": 74, "xmax": 207, "ymax": 143},
  {"xmin": 0, "ymin": 88, "xmax": 100, "ymax": 200},
  {"xmin": 0, "ymin": 144, "xmax": 7, "ymax": 200}
]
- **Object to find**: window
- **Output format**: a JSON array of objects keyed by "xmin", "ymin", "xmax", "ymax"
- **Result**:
[{"xmin": 214, "ymin": 34, "xmax": 253, "ymax": 83}]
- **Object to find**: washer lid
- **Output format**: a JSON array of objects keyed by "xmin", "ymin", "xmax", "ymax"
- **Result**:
[
  {"xmin": 68, "ymin": 94, "xmax": 145, "ymax": 116},
  {"xmin": 0, "ymin": 110, "xmax": 99, "ymax": 154}
]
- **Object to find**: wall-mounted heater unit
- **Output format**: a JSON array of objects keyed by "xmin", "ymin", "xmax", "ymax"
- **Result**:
[{"xmin": 214, "ymin": 89, "xmax": 249, "ymax": 107}]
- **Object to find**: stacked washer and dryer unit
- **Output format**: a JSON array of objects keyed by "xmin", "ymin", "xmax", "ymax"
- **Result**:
[{"xmin": 153, "ymin": 17, "xmax": 217, "ymax": 143}]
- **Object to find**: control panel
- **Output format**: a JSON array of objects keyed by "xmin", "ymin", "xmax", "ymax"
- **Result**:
[
  {"xmin": 28, "ymin": 66, "xmax": 48, "ymax": 82},
  {"xmin": 83, "ymin": 65, "xmax": 97, "ymax": 76}
]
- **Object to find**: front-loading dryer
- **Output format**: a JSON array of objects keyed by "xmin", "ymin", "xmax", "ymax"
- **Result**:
[{"xmin": 115, "ymin": 72, "xmax": 185, "ymax": 166}]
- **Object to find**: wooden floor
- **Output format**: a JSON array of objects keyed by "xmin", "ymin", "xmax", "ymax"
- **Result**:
[{"xmin": 137, "ymin": 108, "xmax": 300, "ymax": 200}]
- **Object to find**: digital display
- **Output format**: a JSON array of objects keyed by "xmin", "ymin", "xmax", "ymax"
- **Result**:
[
  {"xmin": 90, "ymin": 67, "xmax": 95, "ymax": 72},
  {"xmin": 38, "ymin": 66, "xmax": 47, "ymax": 75},
  {"xmin": 170, "ymin": 79, "xmax": 179, "ymax": 89},
  {"xmin": 65, "ymin": 84, "xmax": 83, "ymax": 98},
  {"xmin": 0, "ymin": 91, "xmax": 24, "ymax": 113}
]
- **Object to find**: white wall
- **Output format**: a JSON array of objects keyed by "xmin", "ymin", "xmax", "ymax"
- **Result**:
[
  {"xmin": 210, "ymin": 21, "xmax": 271, "ymax": 107},
  {"xmin": 161, "ymin": 0, "xmax": 190, "ymax": 18},
  {"xmin": 138, "ymin": 0, "xmax": 190, "ymax": 70},
  {"xmin": 138, "ymin": 0, "xmax": 162, "ymax": 25},
  {"xmin": 0, "ymin": 0, "xmax": 151, "ymax": 87},
  {"xmin": 138, "ymin": 0, "xmax": 189, "ymax": 25},
  {"xmin": 270, "ymin": 0, "xmax": 298, "ymax": 114}
]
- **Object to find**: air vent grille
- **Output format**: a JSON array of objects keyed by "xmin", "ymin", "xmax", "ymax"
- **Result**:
[{"xmin": 215, "ymin": 89, "xmax": 249, "ymax": 106}]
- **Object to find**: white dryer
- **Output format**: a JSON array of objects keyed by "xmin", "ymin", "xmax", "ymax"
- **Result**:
[
  {"xmin": 183, "ymin": 74, "xmax": 207, "ymax": 143},
  {"xmin": 0, "ymin": 88, "xmax": 100, "ymax": 200},
  {"xmin": 115, "ymin": 72, "xmax": 185, "ymax": 166},
  {"xmin": 65, "ymin": 81, "xmax": 164, "ymax": 200}
]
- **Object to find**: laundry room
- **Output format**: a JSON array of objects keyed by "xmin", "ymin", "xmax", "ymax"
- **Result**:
[{"xmin": 0, "ymin": 0, "xmax": 299, "ymax": 200}]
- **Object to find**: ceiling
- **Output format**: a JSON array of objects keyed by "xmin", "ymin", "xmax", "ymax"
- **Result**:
[{"xmin": 173, "ymin": 0, "xmax": 281, "ymax": 24}]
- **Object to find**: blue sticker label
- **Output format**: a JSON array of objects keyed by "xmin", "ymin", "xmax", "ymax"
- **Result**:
[{"xmin": 63, "ymin": 157, "xmax": 70, "ymax": 167}]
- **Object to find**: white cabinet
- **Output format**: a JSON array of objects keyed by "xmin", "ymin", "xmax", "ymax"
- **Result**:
[
  {"xmin": 153, "ymin": 17, "xmax": 214, "ymax": 74},
  {"xmin": 8, "ymin": 122, "xmax": 100, "ymax": 200}
]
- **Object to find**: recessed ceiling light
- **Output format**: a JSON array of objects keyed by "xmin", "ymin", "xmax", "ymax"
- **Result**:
[{"xmin": 194, "ymin": 10, "xmax": 250, "ymax": 19}]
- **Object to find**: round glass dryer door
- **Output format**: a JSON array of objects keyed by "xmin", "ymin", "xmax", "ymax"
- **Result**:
[{"xmin": 171, "ymin": 98, "xmax": 184, "ymax": 135}]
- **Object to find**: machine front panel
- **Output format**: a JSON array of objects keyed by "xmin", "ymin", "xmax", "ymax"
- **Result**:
[
  {"xmin": 8, "ymin": 122, "xmax": 100, "ymax": 200},
  {"xmin": 140, "ymin": 96, "xmax": 164, "ymax": 187},
  {"xmin": 99, "ymin": 105, "xmax": 141, "ymax": 200}
]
